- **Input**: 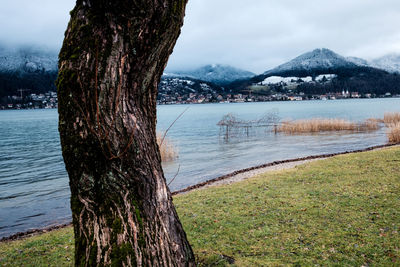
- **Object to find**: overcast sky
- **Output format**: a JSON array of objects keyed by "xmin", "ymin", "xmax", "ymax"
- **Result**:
[{"xmin": 1, "ymin": 0, "xmax": 400, "ymax": 73}]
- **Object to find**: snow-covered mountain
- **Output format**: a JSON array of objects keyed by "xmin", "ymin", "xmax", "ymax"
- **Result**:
[
  {"xmin": 166, "ymin": 64, "xmax": 255, "ymax": 85},
  {"xmin": 346, "ymin": 56, "xmax": 370, "ymax": 67},
  {"xmin": 262, "ymin": 48, "xmax": 400, "ymax": 76},
  {"xmin": 264, "ymin": 48, "xmax": 357, "ymax": 75},
  {"xmin": 228, "ymin": 48, "xmax": 400, "ymax": 95},
  {"xmin": 0, "ymin": 46, "xmax": 59, "ymax": 98},
  {"xmin": 346, "ymin": 54, "xmax": 400, "ymax": 73},
  {"xmin": 0, "ymin": 46, "xmax": 58, "ymax": 73},
  {"xmin": 370, "ymin": 54, "xmax": 400, "ymax": 73}
]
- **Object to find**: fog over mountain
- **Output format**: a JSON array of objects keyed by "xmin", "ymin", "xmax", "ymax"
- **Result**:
[
  {"xmin": 0, "ymin": 46, "xmax": 58, "ymax": 98},
  {"xmin": 2, "ymin": 45, "xmax": 400, "ymax": 100},
  {"xmin": 0, "ymin": 46, "xmax": 58, "ymax": 73},
  {"xmin": 370, "ymin": 54, "xmax": 400, "ymax": 73},
  {"xmin": 1, "ymin": 0, "xmax": 400, "ymax": 73},
  {"xmin": 166, "ymin": 64, "xmax": 255, "ymax": 85}
]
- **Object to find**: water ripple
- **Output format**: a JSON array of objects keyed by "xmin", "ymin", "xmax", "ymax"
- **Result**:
[{"xmin": 1, "ymin": 100, "xmax": 400, "ymax": 238}]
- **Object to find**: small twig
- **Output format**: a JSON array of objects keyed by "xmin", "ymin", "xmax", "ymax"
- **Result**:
[
  {"xmin": 161, "ymin": 106, "xmax": 189, "ymax": 145},
  {"xmin": 167, "ymin": 164, "xmax": 181, "ymax": 187},
  {"xmin": 161, "ymin": 107, "xmax": 188, "ymax": 187}
]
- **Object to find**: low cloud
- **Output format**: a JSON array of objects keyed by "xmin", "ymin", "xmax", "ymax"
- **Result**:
[
  {"xmin": 168, "ymin": 0, "xmax": 400, "ymax": 73},
  {"xmin": 2, "ymin": 0, "xmax": 399, "ymax": 73},
  {"xmin": 0, "ymin": 0, "xmax": 75, "ymax": 52}
]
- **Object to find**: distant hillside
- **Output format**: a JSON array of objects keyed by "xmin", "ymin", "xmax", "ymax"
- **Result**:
[
  {"xmin": 296, "ymin": 67, "xmax": 400, "ymax": 96},
  {"xmin": 0, "ymin": 47, "xmax": 58, "ymax": 72},
  {"xmin": 0, "ymin": 46, "xmax": 228, "ymax": 103},
  {"xmin": 158, "ymin": 76, "xmax": 226, "ymax": 104},
  {"xmin": 264, "ymin": 48, "xmax": 356, "ymax": 75},
  {"xmin": 0, "ymin": 47, "xmax": 58, "ymax": 98},
  {"xmin": 1, "ymin": 46, "xmax": 400, "ymax": 101},
  {"xmin": 166, "ymin": 64, "xmax": 255, "ymax": 85},
  {"xmin": 346, "ymin": 56, "xmax": 370, "ymax": 67},
  {"xmin": 0, "ymin": 47, "xmax": 250, "ymax": 99},
  {"xmin": 229, "ymin": 48, "xmax": 400, "ymax": 96},
  {"xmin": 370, "ymin": 54, "xmax": 400, "ymax": 73}
]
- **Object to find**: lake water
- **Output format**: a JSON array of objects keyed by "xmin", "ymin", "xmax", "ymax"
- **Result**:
[{"xmin": 1, "ymin": 98, "xmax": 399, "ymax": 238}]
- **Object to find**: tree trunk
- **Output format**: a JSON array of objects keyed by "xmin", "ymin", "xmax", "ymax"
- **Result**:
[{"xmin": 57, "ymin": 1, "xmax": 194, "ymax": 266}]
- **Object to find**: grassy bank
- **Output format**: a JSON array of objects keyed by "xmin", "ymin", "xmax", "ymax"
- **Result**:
[{"xmin": 1, "ymin": 147, "xmax": 400, "ymax": 266}]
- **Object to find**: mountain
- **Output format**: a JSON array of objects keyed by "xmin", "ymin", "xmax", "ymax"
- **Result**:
[
  {"xmin": 0, "ymin": 46, "xmax": 230, "ymax": 102},
  {"xmin": 263, "ymin": 49, "xmax": 400, "ymax": 76},
  {"xmin": 264, "ymin": 48, "xmax": 357, "ymax": 76},
  {"xmin": 166, "ymin": 64, "xmax": 255, "ymax": 85},
  {"xmin": 2, "ymin": 45, "xmax": 400, "ymax": 101},
  {"xmin": 370, "ymin": 54, "xmax": 400, "ymax": 73},
  {"xmin": 0, "ymin": 46, "xmax": 58, "ymax": 98},
  {"xmin": 346, "ymin": 56, "xmax": 370, "ymax": 67},
  {"xmin": 0, "ymin": 47, "xmax": 58, "ymax": 73},
  {"xmin": 228, "ymin": 48, "xmax": 400, "ymax": 97},
  {"xmin": 346, "ymin": 54, "xmax": 400, "ymax": 74}
]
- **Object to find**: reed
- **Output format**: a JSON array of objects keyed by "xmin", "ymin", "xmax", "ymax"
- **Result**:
[
  {"xmin": 383, "ymin": 112, "xmax": 400, "ymax": 125},
  {"xmin": 278, "ymin": 118, "xmax": 356, "ymax": 134},
  {"xmin": 278, "ymin": 118, "xmax": 380, "ymax": 134},
  {"xmin": 387, "ymin": 123, "xmax": 400, "ymax": 144},
  {"xmin": 358, "ymin": 118, "xmax": 380, "ymax": 131},
  {"xmin": 157, "ymin": 133, "xmax": 178, "ymax": 162}
]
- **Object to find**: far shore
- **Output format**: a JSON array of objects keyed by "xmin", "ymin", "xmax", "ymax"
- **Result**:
[{"xmin": 2, "ymin": 96, "xmax": 400, "ymax": 111}]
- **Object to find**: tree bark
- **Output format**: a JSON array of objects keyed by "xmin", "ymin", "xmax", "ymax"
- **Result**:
[{"xmin": 57, "ymin": 0, "xmax": 194, "ymax": 266}]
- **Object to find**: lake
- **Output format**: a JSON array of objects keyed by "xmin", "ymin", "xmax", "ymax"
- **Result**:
[{"xmin": 1, "ymin": 98, "xmax": 399, "ymax": 238}]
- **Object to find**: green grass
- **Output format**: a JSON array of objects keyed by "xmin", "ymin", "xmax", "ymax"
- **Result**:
[
  {"xmin": 1, "ymin": 147, "xmax": 400, "ymax": 266},
  {"xmin": 0, "ymin": 227, "xmax": 74, "ymax": 266}
]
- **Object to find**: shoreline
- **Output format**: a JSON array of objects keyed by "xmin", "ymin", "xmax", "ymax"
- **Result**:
[
  {"xmin": 1, "ymin": 143, "xmax": 398, "ymax": 242},
  {"xmin": 171, "ymin": 143, "xmax": 398, "ymax": 195},
  {"xmin": 2, "ymin": 96, "xmax": 400, "ymax": 111}
]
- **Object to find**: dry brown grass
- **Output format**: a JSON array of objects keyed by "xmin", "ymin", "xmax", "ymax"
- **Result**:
[
  {"xmin": 278, "ymin": 118, "xmax": 356, "ymax": 134},
  {"xmin": 365, "ymin": 118, "xmax": 383, "ymax": 124},
  {"xmin": 383, "ymin": 112, "xmax": 400, "ymax": 125},
  {"xmin": 278, "ymin": 118, "xmax": 380, "ymax": 134},
  {"xmin": 359, "ymin": 118, "xmax": 381, "ymax": 131},
  {"xmin": 157, "ymin": 133, "xmax": 178, "ymax": 162},
  {"xmin": 387, "ymin": 123, "xmax": 400, "ymax": 144}
]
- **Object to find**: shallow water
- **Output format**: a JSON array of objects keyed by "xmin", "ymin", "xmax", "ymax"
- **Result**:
[{"xmin": 0, "ymin": 98, "xmax": 399, "ymax": 237}]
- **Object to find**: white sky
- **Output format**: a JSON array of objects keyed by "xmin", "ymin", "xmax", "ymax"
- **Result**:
[{"xmin": 1, "ymin": 0, "xmax": 400, "ymax": 73}]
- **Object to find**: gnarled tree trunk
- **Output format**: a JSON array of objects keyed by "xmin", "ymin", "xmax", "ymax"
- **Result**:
[{"xmin": 57, "ymin": 0, "xmax": 194, "ymax": 266}]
